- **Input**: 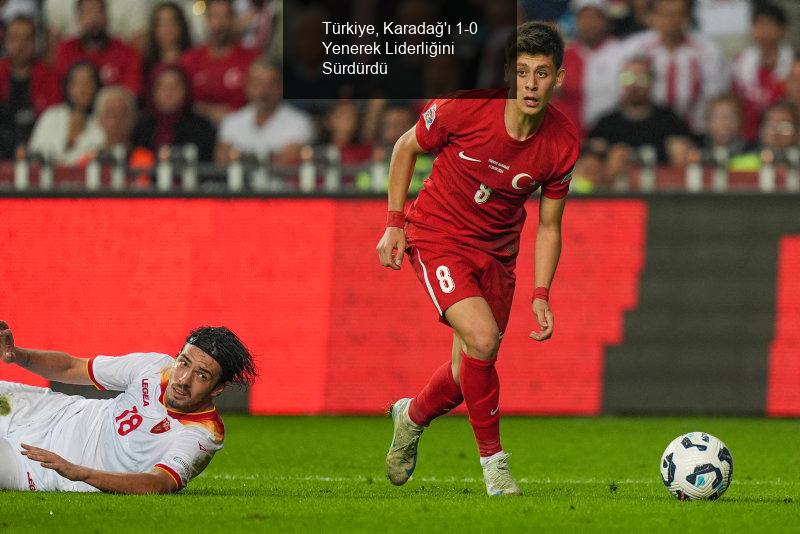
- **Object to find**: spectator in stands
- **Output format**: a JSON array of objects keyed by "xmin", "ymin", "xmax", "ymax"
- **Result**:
[
  {"xmin": 322, "ymin": 101, "xmax": 356, "ymax": 144},
  {"xmin": 28, "ymin": 61, "xmax": 104, "ymax": 165},
  {"xmin": 134, "ymin": 65, "xmax": 216, "ymax": 162},
  {"xmin": 621, "ymin": 0, "xmax": 729, "ymax": 133},
  {"xmin": 215, "ymin": 60, "xmax": 313, "ymax": 166},
  {"xmin": 93, "ymin": 85, "xmax": 155, "ymax": 186},
  {"xmin": 733, "ymin": 2, "xmax": 794, "ymax": 142},
  {"xmin": 44, "ymin": 0, "xmax": 153, "ymax": 53},
  {"xmin": 757, "ymin": 101, "xmax": 799, "ymax": 156},
  {"xmin": 181, "ymin": 0, "xmax": 259, "ymax": 126},
  {"xmin": 0, "ymin": 16, "xmax": 59, "ymax": 159},
  {"xmin": 95, "ymin": 86, "xmax": 138, "ymax": 150},
  {"xmin": 552, "ymin": 0, "xmax": 623, "ymax": 136},
  {"xmin": 569, "ymin": 141, "xmax": 608, "ymax": 193},
  {"xmin": 96, "ymin": 85, "xmax": 149, "ymax": 186},
  {"xmin": 54, "ymin": 0, "xmax": 143, "ymax": 96},
  {"xmin": 355, "ymin": 102, "xmax": 432, "ymax": 192},
  {"xmin": 609, "ymin": 0, "xmax": 649, "ymax": 37},
  {"xmin": 234, "ymin": 0, "xmax": 278, "ymax": 51},
  {"xmin": 693, "ymin": 0, "xmax": 752, "ymax": 58},
  {"xmin": 587, "ymin": 56, "xmax": 692, "ymax": 175},
  {"xmin": 784, "ymin": 59, "xmax": 800, "ymax": 112},
  {"xmin": 143, "ymin": 2, "xmax": 192, "ymax": 79},
  {"xmin": 700, "ymin": 94, "xmax": 750, "ymax": 161},
  {"xmin": 0, "ymin": 0, "xmax": 41, "ymax": 53},
  {"xmin": 319, "ymin": 100, "xmax": 371, "ymax": 188},
  {"xmin": 376, "ymin": 104, "xmax": 417, "ymax": 148}
]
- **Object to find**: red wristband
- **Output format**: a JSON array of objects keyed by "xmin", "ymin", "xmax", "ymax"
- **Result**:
[
  {"xmin": 386, "ymin": 210, "xmax": 405, "ymax": 228},
  {"xmin": 533, "ymin": 286, "xmax": 549, "ymax": 302}
]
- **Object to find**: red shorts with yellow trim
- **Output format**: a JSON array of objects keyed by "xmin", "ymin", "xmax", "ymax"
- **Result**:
[{"xmin": 407, "ymin": 237, "xmax": 517, "ymax": 332}]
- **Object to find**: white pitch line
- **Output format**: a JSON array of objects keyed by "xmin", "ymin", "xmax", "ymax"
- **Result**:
[{"xmin": 203, "ymin": 474, "xmax": 794, "ymax": 486}]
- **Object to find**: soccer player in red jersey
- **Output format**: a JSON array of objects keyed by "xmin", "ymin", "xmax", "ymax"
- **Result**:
[{"xmin": 376, "ymin": 22, "xmax": 580, "ymax": 496}]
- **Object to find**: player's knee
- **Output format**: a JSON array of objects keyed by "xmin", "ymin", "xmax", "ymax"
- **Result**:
[{"xmin": 462, "ymin": 330, "xmax": 500, "ymax": 361}]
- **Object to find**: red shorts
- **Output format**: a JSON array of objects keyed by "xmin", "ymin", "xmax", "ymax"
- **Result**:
[{"xmin": 407, "ymin": 237, "xmax": 517, "ymax": 332}]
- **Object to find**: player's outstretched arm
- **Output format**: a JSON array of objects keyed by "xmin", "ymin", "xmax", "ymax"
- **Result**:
[
  {"xmin": 376, "ymin": 126, "xmax": 425, "ymax": 270},
  {"xmin": 530, "ymin": 196, "xmax": 566, "ymax": 342},
  {"xmin": 0, "ymin": 321, "xmax": 93, "ymax": 385},
  {"xmin": 20, "ymin": 444, "xmax": 177, "ymax": 494}
]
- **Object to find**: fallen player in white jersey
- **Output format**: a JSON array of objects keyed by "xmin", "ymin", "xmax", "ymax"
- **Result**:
[{"xmin": 0, "ymin": 321, "xmax": 257, "ymax": 493}]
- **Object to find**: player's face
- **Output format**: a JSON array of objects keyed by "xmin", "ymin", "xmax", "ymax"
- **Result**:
[
  {"xmin": 166, "ymin": 344, "xmax": 225, "ymax": 412},
  {"xmin": 510, "ymin": 54, "xmax": 564, "ymax": 118}
]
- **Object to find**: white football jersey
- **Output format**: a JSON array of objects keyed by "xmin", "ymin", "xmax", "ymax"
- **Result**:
[{"xmin": 2, "ymin": 353, "xmax": 223, "ymax": 492}]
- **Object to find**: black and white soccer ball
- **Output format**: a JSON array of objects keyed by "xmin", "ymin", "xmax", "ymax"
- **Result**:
[{"xmin": 660, "ymin": 432, "xmax": 734, "ymax": 500}]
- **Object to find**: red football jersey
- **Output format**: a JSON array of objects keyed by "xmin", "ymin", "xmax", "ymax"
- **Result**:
[
  {"xmin": 180, "ymin": 44, "xmax": 259, "ymax": 110},
  {"xmin": 55, "ymin": 37, "xmax": 142, "ymax": 96},
  {"xmin": 406, "ymin": 88, "xmax": 580, "ymax": 261}
]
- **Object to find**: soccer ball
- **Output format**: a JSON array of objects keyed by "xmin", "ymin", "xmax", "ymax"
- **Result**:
[{"xmin": 660, "ymin": 432, "xmax": 734, "ymax": 500}]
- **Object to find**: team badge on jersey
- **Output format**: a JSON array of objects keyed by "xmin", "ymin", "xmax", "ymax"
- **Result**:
[
  {"xmin": 424, "ymin": 104, "xmax": 437, "ymax": 130},
  {"xmin": 150, "ymin": 418, "xmax": 171, "ymax": 434}
]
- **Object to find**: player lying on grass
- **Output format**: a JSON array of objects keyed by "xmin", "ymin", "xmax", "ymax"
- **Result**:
[
  {"xmin": 0, "ymin": 321, "xmax": 256, "ymax": 493},
  {"xmin": 377, "ymin": 22, "xmax": 579, "ymax": 496}
]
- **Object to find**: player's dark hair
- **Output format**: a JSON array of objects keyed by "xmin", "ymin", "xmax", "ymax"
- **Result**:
[
  {"xmin": 752, "ymin": 2, "xmax": 788, "ymax": 26},
  {"xmin": 505, "ymin": 22, "xmax": 565, "ymax": 70},
  {"xmin": 185, "ymin": 326, "xmax": 258, "ymax": 387}
]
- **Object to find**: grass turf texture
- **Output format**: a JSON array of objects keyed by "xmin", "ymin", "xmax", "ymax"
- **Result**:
[{"xmin": 2, "ymin": 416, "xmax": 798, "ymax": 532}]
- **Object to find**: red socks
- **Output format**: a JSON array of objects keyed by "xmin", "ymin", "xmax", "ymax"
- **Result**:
[
  {"xmin": 408, "ymin": 360, "xmax": 463, "ymax": 426},
  {"xmin": 407, "ymin": 353, "xmax": 503, "ymax": 458},
  {"xmin": 460, "ymin": 352, "xmax": 502, "ymax": 457}
]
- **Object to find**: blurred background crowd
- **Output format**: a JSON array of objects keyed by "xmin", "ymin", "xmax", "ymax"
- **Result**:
[{"xmin": 1, "ymin": 0, "xmax": 799, "ymax": 192}]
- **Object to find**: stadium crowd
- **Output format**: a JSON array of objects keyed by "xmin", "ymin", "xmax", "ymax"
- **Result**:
[{"xmin": 0, "ymin": 0, "xmax": 799, "ymax": 191}]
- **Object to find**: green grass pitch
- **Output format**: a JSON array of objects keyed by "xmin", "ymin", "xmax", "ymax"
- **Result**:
[{"xmin": 2, "ymin": 416, "xmax": 798, "ymax": 532}]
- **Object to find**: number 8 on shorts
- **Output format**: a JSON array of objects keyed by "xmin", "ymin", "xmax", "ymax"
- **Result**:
[{"xmin": 436, "ymin": 265, "xmax": 455, "ymax": 293}]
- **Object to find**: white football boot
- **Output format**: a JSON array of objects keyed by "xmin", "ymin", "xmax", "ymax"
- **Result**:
[
  {"xmin": 386, "ymin": 397, "xmax": 424, "ymax": 486},
  {"xmin": 481, "ymin": 451, "xmax": 523, "ymax": 496}
]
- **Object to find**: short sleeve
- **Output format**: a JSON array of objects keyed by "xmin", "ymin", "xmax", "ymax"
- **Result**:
[
  {"xmin": 154, "ymin": 429, "xmax": 219, "ymax": 490},
  {"xmin": 88, "ymin": 352, "xmax": 172, "ymax": 392},
  {"xmin": 541, "ymin": 136, "xmax": 580, "ymax": 200},
  {"xmin": 415, "ymin": 99, "xmax": 456, "ymax": 152}
]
